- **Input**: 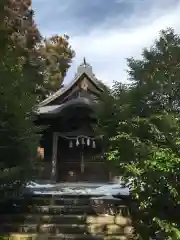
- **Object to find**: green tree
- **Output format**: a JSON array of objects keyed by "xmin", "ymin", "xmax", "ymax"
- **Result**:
[
  {"xmin": 39, "ymin": 35, "xmax": 75, "ymax": 98},
  {"xmin": 0, "ymin": 0, "xmax": 42, "ymax": 198},
  {"xmin": 0, "ymin": 0, "xmax": 75, "ymax": 198},
  {"xmin": 96, "ymin": 28, "xmax": 180, "ymax": 239}
]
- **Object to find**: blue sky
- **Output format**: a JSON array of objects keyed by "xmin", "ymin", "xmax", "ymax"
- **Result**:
[{"xmin": 32, "ymin": 0, "xmax": 180, "ymax": 86}]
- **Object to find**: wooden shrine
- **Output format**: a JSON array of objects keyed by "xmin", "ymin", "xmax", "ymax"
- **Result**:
[{"xmin": 36, "ymin": 59, "xmax": 112, "ymax": 183}]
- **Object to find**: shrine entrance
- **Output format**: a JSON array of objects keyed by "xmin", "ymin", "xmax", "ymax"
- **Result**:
[{"xmin": 56, "ymin": 134, "xmax": 109, "ymax": 183}]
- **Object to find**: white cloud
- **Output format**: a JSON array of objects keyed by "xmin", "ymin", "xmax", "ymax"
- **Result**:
[{"xmin": 66, "ymin": 1, "xmax": 180, "ymax": 87}]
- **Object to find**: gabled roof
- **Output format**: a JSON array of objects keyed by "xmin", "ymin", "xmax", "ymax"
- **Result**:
[
  {"xmin": 39, "ymin": 59, "xmax": 103, "ymax": 107},
  {"xmin": 37, "ymin": 97, "xmax": 95, "ymax": 117}
]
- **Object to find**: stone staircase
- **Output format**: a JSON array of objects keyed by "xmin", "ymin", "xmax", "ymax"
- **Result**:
[{"xmin": 0, "ymin": 194, "xmax": 133, "ymax": 240}]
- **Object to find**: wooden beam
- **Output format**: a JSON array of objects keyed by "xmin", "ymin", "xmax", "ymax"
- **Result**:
[{"xmin": 51, "ymin": 132, "xmax": 58, "ymax": 182}]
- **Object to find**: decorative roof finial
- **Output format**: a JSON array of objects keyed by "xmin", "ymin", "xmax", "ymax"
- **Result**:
[
  {"xmin": 77, "ymin": 57, "xmax": 93, "ymax": 75},
  {"xmin": 83, "ymin": 57, "xmax": 87, "ymax": 66}
]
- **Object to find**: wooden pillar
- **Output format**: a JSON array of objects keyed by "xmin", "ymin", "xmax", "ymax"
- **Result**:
[
  {"xmin": 109, "ymin": 171, "xmax": 112, "ymax": 181},
  {"xmin": 51, "ymin": 132, "xmax": 58, "ymax": 183}
]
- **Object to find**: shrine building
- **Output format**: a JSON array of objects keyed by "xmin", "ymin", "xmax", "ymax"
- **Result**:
[{"xmin": 36, "ymin": 59, "xmax": 114, "ymax": 183}]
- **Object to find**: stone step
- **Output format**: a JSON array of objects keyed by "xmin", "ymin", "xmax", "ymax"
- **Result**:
[
  {"xmin": 0, "ymin": 214, "xmax": 132, "ymax": 225},
  {"xmin": 0, "ymin": 233, "xmax": 131, "ymax": 240},
  {"xmin": 0, "ymin": 196, "xmax": 91, "ymax": 210},
  {"xmin": 48, "ymin": 234, "xmax": 129, "ymax": 240},
  {"xmin": 49, "ymin": 235, "xmax": 129, "ymax": 240},
  {"xmin": 87, "ymin": 215, "xmax": 132, "ymax": 226},
  {"xmin": 30, "ymin": 205, "xmax": 93, "ymax": 215},
  {"xmin": 12, "ymin": 195, "xmax": 99, "ymax": 200},
  {"xmin": 0, "ymin": 204, "xmax": 93, "ymax": 215},
  {"xmin": 51, "ymin": 197, "xmax": 90, "ymax": 206},
  {"xmin": 0, "ymin": 214, "xmax": 87, "ymax": 224},
  {"xmin": 0, "ymin": 223, "xmax": 87, "ymax": 234},
  {"xmin": 48, "ymin": 234, "xmax": 102, "ymax": 240},
  {"xmin": 0, "ymin": 223, "xmax": 133, "ymax": 236},
  {"xmin": 88, "ymin": 224, "xmax": 133, "ymax": 236}
]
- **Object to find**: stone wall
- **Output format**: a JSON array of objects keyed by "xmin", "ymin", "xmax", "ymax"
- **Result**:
[{"xmin": 87, "ymin": 215, "xmax": 134, "ymax": 238}]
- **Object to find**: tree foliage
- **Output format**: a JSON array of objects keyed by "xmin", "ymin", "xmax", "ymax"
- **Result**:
[
  {"xmin": 1, "ymin": 0, "xmax": 75, "ymax": 101},
  {"xmin": 0, "ymin": 0, "xmax": 42, "ymax": 197},
  {"xmin": 39, "ymin": 35, "xmax": 75, "ymax": 98},
  {"xmin": 96, "ymin": 28, "xmax": 180, "ymax": 239},
  {"xmin": 0, "ymin": 0, "xmax": 75, "ymax": 198}
]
